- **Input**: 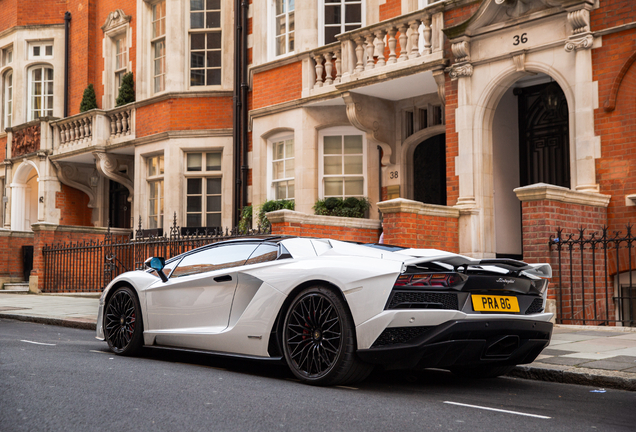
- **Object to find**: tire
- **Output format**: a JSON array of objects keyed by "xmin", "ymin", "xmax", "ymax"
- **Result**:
[
  {"xmin": 451, "ymin": 364, "xmax": 515, "ymax": 379},
  {"xmin": 281, "ymin": 286, "xmax": 373, "ymax": 386},
  {"xmin": 104, "ymin": 286, "xmax": 144, "ymax": 356}
]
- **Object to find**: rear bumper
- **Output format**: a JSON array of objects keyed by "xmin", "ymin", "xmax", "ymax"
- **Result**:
[{"xmin": 356, "ymin": 319, "xmax": 552, "ymax": 370}]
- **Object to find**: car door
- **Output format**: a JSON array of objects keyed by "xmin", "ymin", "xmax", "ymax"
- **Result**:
[{"xmin": 145, "ymin": 242, "xmax": 258, "ymax": 339}]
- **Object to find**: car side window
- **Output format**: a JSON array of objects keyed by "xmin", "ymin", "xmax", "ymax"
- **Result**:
[
  {"xmin": 245, "ymin": 243, "xmax": 279, "ymax": 265},
  {"xmin": 170, "ymin": 243, "xmax": 258, "ymax": 278}
]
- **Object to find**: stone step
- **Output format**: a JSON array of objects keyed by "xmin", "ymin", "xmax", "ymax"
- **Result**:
[{"xmin": 2, "ymin": 282, "xmax": 29, "ymax": 293}]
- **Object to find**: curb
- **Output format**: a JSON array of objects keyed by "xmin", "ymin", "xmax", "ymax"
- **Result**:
[
  {"xmin": 0, "ymin": 313, "xmax": 96, "ymax": 331},
  {"xmin": 509, "ymin": 364, "xmax": 636, "ymax": 392}
]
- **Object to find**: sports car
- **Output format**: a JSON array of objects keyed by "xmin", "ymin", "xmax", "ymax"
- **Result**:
[{"xmin": 96, "ymin": 236, "xmax": 554, "ymax": 386}]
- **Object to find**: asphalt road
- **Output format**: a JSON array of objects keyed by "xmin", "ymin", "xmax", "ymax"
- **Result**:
[{"xmin": 2, "ymin": 318, "xmax": 636, "ymax": 432}]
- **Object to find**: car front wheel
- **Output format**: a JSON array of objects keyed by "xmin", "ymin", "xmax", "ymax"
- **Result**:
[
  {"xmin": 104, "ymin": 286, "xmax": 143, "ymax": 356},
  {"xmin": 282, "ymin": 286, "xmax": 372, "ymax": 386}
]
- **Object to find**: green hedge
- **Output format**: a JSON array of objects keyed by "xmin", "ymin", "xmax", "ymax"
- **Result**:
[{"xmin": 313, "ymin": 197, "xmax": 370, "ymax": 218}]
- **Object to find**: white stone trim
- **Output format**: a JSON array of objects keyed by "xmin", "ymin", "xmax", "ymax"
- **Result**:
[
  {"xmin": 265, "ymin": 209, "xmax": 381, "ymax": 230},
  {"xmin": 513, "ymin": 183, "xmax": 610, "ymax": 208},
  {"xmin": 377, "ymin": 198, "xmax": 460, "ymax": 218}
]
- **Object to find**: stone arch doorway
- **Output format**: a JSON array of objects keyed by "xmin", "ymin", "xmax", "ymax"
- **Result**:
[
  {"xmin": 10, "ymin": 160, "xmax": 40, "ymax": 231},
  {"xmin": 492, "ymin": 75, "xmax": 570, "ymax": 259},
  {"xmin": 412, "ymin": 134, "xmax": 446, "ymax": 205}
]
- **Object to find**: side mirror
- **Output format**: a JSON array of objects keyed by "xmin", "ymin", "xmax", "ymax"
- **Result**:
[{"xmin": 144, "ymin": 257, "xmax": 168, "ymax": 282}]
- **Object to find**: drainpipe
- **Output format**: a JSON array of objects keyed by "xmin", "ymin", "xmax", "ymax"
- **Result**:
[
  {"xmin": 240, "ymin": 0, "xmax": 249, "ymax": 211},
  {"xmin": 64, "ymin": 12, "xmax": 71, "ymax": 118},
  {"xmin": 232, "ymin": 0, "xmax": 241, "ymax": 226}
]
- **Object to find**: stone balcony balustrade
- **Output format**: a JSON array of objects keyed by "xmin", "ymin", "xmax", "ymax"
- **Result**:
[
  {"xmin": 303, "ymin": 4, "xmax": 445, "ymax": 98},
  {"xmin": 51, "ymin": 104, "xmax": 135, "ymax": 156}
]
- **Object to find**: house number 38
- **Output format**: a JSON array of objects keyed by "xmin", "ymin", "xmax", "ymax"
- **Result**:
[
  {"xmin": 513, "ymin": 33, "xmax": 528, "ymax": 45},
  {"xmin": 389, "ymin": 171, "xmax": 398, "ymax": 179}
]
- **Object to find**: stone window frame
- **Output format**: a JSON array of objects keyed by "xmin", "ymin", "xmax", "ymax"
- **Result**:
[
  {"xmin": 183, "ymin": 150, "xmax": 223, "ymax": 229},
  {"xmin": 146, "ymin": 153, "xmax": 165, "ymax": 229},
  {"xmin": 267, "ymin": 132, "xmax": 295, "ymax": 201},
  {"xmin": 27, "ymin": 64, "xmax": 54, "ymax": 121},
  {"xmin": 318, "ymin": 126, "xmax": 367, "ymax": 200},
  {"xmin": 27, "ymin": 41, "xmax": 54, "ymax": 60},
  {"xmin": 2, "ymin": 46, "xmax": 12, "ymax": 67},
  {"xmin": 267, "ymin": 0, "xmax": 295, "ymax": 61},
  {"xmin": 317, "ymin": 0, "xmax": 365, "ymax": 47},
  {"xmin": 402, "ymin": 103, "xmax": 444, "ymax": 140},
  {"xmin": 2, "ymin": 69, "xmax": 12, "ymax": 130},
  {"xmin": 101, "ymin": 9, "xmax": 132, "ymax": 109}
]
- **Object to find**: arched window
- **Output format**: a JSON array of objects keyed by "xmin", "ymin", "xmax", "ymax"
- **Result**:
[
  {"xmin": 3, "ymin": 70, "xmax": 12, "ymax": 129},
  {"xmin": 28, "ymin": 66, "xmax": 54, "ymax": 120}
]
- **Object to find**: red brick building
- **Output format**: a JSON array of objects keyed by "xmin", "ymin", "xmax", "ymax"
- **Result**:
[{"xmin": 0, "ymin": 0, "xmax": 635, "ymax": 323}]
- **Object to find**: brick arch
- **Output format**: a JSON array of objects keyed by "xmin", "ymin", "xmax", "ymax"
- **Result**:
[{"xmin": 603, "ymin": 50, "xmax": 636, "ymax": 113}]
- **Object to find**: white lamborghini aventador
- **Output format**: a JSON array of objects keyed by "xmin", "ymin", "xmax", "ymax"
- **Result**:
[{"xmin": 96, "ymin": 236, "xmax": 554, "ymax": 386}]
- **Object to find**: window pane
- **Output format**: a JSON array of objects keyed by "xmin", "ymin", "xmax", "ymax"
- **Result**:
[
  {"xmin": 208, "ymin": 32, "xmax": 222, "ymax": 49},
  {"xmin": 287, "ymin": 180, "xmax": 295, "ymax": 199},
  {"xmin": 324, "ymin": 178, "xmax": 343, "ymax": 196},
  {"xmin": 245, "ymin": 244, "xmax": 279, "ymax": 265},
  {"xmin": 273, "ymin": 161, "xmax": 284, "ymax": 180},
  {"xmin": 207, "ymin": 195, "xmax": 221, "ymax": 211},
  {"xmin": 187, "ymin": 214, "xmax": 201, "ymax": 227},
  {"xmin": 45, "ymin": 45, "xmax": 53, "ymax": 56},
  {"xmin": 324, "ymin": 136, "xmax": 341, "ymax": 154},
  {"xmin": 191, "ymin": 69, "xmax": 205, "ymax": 86},
  {"xmin": 285, "ymin": 140, "xmax": 294, "ymax": 157},
  {"xmin": 344, "ymin": 155, "xmax": 362, "ymax": 175},
  {"xmin": 343, "ymin": 135, "xmax": 362, "ymax": 154},
  {"xmin": 325, "ymin": 27, "xmax": 340, "ymax": 44},
  {"xmin": 276, "ymin": 16, "xmax": 286, "ymax": 37},
  {"xmin": 344, "ymin": 178, "xmax": 363, "ymax": 196},
  {"xmin": 276, "ymin": 182, "xmax": 286, "ymax": 200},
  {"xmin": 207, "ymin": 51, "xmax": 221, "ymax": 67},
  {"xmin": 33, "ymin": 46, "xmax": 40, "ymax": 57},
  {"xmin": 275, "ymin": 0, "xmax": 285, "ymax": 15},
  {"xmin": 148, "ymin": 157, "xmax": 156, "ymax": 176},
  {"xmin": 191, "ymin": 0, "xmax": 204, "ymax": 11},
  {"xmin": 276, "ymin": 36, "xmax": 285, "ymax": 57},
  {"xmin": 191, "ymin": 52, "xmax": 205, "ymax": 68},
  {"xmin": 285, "ymin": 158, "xmax": 295, "ymax": 178},
  {"xmin": 325, "ymin": 5, "xmax": 341, "ymax": 25},
  {"xmin": 172, "ymin": 244, "xmax": 258, "ymax": 278},
  {"xmin": 345, "ymin": 4, "xmax": 361, "ymax": 23},
  {"xmin": 187, "ymin": 196, "xmax": 202, "ymax": 212},
  {"xmin": 207, "ymin": 177, "xmax": 222, "ymax": 194},
  {"xmin": 207, "ymin": 11, "xmax": 220, "ymax": 28},
  {"xmin": 206, "ymin": 153, "xmax": 221, "ymax": 170},
  {"xmin": 191, "ymin": 33, "xmax": 205, "ymax": 50},
  {"xmin": 206, "ymin": 213, "xmax": 221, "ymax": 227},
  {"xmin": 289, "ymin": 12, "xmax": 295, "ymax": 32},
  {"xmin": 33, "ymin": 68, "xmax": 42, "ymax": 81},
  {"xmin": 324, "ymin": 156, "xmax": 341, "ymax": 175},
  {"xmin": 187, "ymin": 153, "xmax": 202, "ymax": 171},
  {"xmin": 207, "ymin": 69, "xmax": 221, "ymax": 85},
  {"xmin": 207, "ymin": 0, "xmax": 220, "ymax": 9},
  {"xmin": 187, "ymin": 178, "xmax": 202, "ymax": 194},
  {"xmin": 159, "ymin": 156, "xmax": 164, "ymax": 174},
  {"xmin": 191, "ymin": 12, "xmax": 204, "ymax": 28}
]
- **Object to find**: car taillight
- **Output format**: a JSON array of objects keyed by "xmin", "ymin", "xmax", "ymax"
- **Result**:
[{"xmin": 394, "ymin": 272, "xmax": 466, "ymax": 288}]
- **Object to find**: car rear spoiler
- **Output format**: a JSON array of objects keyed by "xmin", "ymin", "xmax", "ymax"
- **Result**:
[{"xmin": 404, "ymin": 255, "xmax": 552, "ymax": 279}]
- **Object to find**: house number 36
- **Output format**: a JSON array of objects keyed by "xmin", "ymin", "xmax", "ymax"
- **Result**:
[{"xmin": 513, "ymin": 33, "xmax": 528, "ymax": 45}]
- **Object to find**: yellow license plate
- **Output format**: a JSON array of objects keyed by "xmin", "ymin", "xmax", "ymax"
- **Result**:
[{"xmin": 472, "ymin": 295, "xmax": 520, "ymax": 313}]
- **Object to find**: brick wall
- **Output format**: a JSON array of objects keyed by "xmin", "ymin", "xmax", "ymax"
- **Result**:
[
  {"xmin": 378, "ymin": 199, "xmax": 460, "ymax": 251},
  {"xmin": 268, "ymin": 210, "xmax": 381, "ymax": 243},
  {"xmin": 136, "ymin": 96, "xmax": 234, "ymax": 138},
  {"xmin": 0, "ymin": 0, "xmax": 18, "ymax": 33},
  {"xmin": 0, "ymin": 136, "xmax": 6, "ymax": 161},
  {"xmin": 379, "ymin": 0, "xmax": 402, "ymax": 21},
  {"xmin": 520, "ymin": 197, "xmax": 612, "ymax": 325},
  {"xmin": 0, "ymin": 231, "xmax": 34, "ymax": 285},
  {"xmin": 16, "ymin": 0, "xmax": 66, "ymax": 27},
  {"xmin": 252, "ymin": 62, "xmax": 302, "ymax": 110},
  {"xmin": 56, "ymin": 183, "xmax": 93, "ymax": 226}
]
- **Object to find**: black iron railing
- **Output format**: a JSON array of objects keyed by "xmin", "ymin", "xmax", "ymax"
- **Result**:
[
  {"xmin": 550, "ymin": 226, "xmax": 635, "ymax": 326},
  {"xmin": 42, "ymin": 214, "xmax": 269, "ymax": 293}
]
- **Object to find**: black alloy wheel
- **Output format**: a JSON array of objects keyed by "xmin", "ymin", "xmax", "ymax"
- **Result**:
[
  {"xmin": 282, "ymin": 286, "xmax": 372, "ymax": 386},
  {"xmin": 104, "ymin": 286, "xmax": 143, "ymax": 356}
]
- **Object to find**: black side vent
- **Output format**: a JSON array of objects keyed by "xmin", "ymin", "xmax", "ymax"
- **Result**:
[
  {"xmin": 387, "ymin": 291, "xmax": 459, "ymax": 310},
  {"xmin": 525, "ymin": 297, "xmax": 544, "ymax": 315},
  {"xmin": 371, "ymin": 326, "xmax": 433, "ymax": 348}
]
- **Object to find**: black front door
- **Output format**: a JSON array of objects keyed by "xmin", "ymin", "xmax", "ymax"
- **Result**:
[
  {"xmin": 413, "ymin": 134, "xmax": 446, "ymax": 205},
  {"xmin": 516, "ymin": 82, "xmax": 570, "ymax": 188},
  {"xmin": 109, "ymin": 180, "xmax": 131, "ymax": 228}
]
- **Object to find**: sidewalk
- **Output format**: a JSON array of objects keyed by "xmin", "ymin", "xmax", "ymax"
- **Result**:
[{"xmin": 1, "ymin": 292, "xmax": 635, "ymax": 391}]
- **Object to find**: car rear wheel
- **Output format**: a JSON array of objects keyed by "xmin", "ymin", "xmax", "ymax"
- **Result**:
[
  {"xmin": 282, "ymin": 286, "xmax": 372, "ymax": 386},
  {"xmin": 451, "ymin": 364, "xmax": 515, "ymax": 379},
  {"xmin": 104, "ymin": 286, "xmax": 143, "ymax": 356}
]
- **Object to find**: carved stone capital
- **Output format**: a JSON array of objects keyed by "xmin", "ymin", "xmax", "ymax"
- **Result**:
[
  {"xmin": 512, "ymin": 52, "xmax": 526, "ymax": 72},
  {"xmin": 448, "ymin": 63, "xmax": 473, "ymax": 80},
  {"xmin": 451, "ymin": 41, "xmax": 470, "ymax": 63},
  {"xmin": 52, "ymin": 161, "xmax": 99, "ymax": 208},
  {"xmin": 432, "ymin": 69, "xmax": 446, "ymax": 105},
  {"xmin": 565, "ymin": 34, "xmax": 593, "ymax": 52},
  {"xmin": 93, "ymin": 151, "xmax": 134, "ymax": 201},
  {"xmin": 567, "ymin": 8, "xmax": 590, "ymax": 35}
]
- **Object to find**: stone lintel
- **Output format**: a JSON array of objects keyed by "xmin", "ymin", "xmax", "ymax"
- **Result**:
[
  {"xmin": 266, "ymin": 210, "xmax": 381, "ymax": 230},
  {"xmin": 514, "ymin": 183, "xmax": 610, "ymax": 207},
  {"xmin": 31, "ymin": 223, "xmax": 131, "ymax": 236},
  {"xmin": 0, "ymin": 230, "xmax": 35, "ymax": 238},
  {"xmin": 377, "ymin": 198, "xmax": 460, "ymax": 218}
]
